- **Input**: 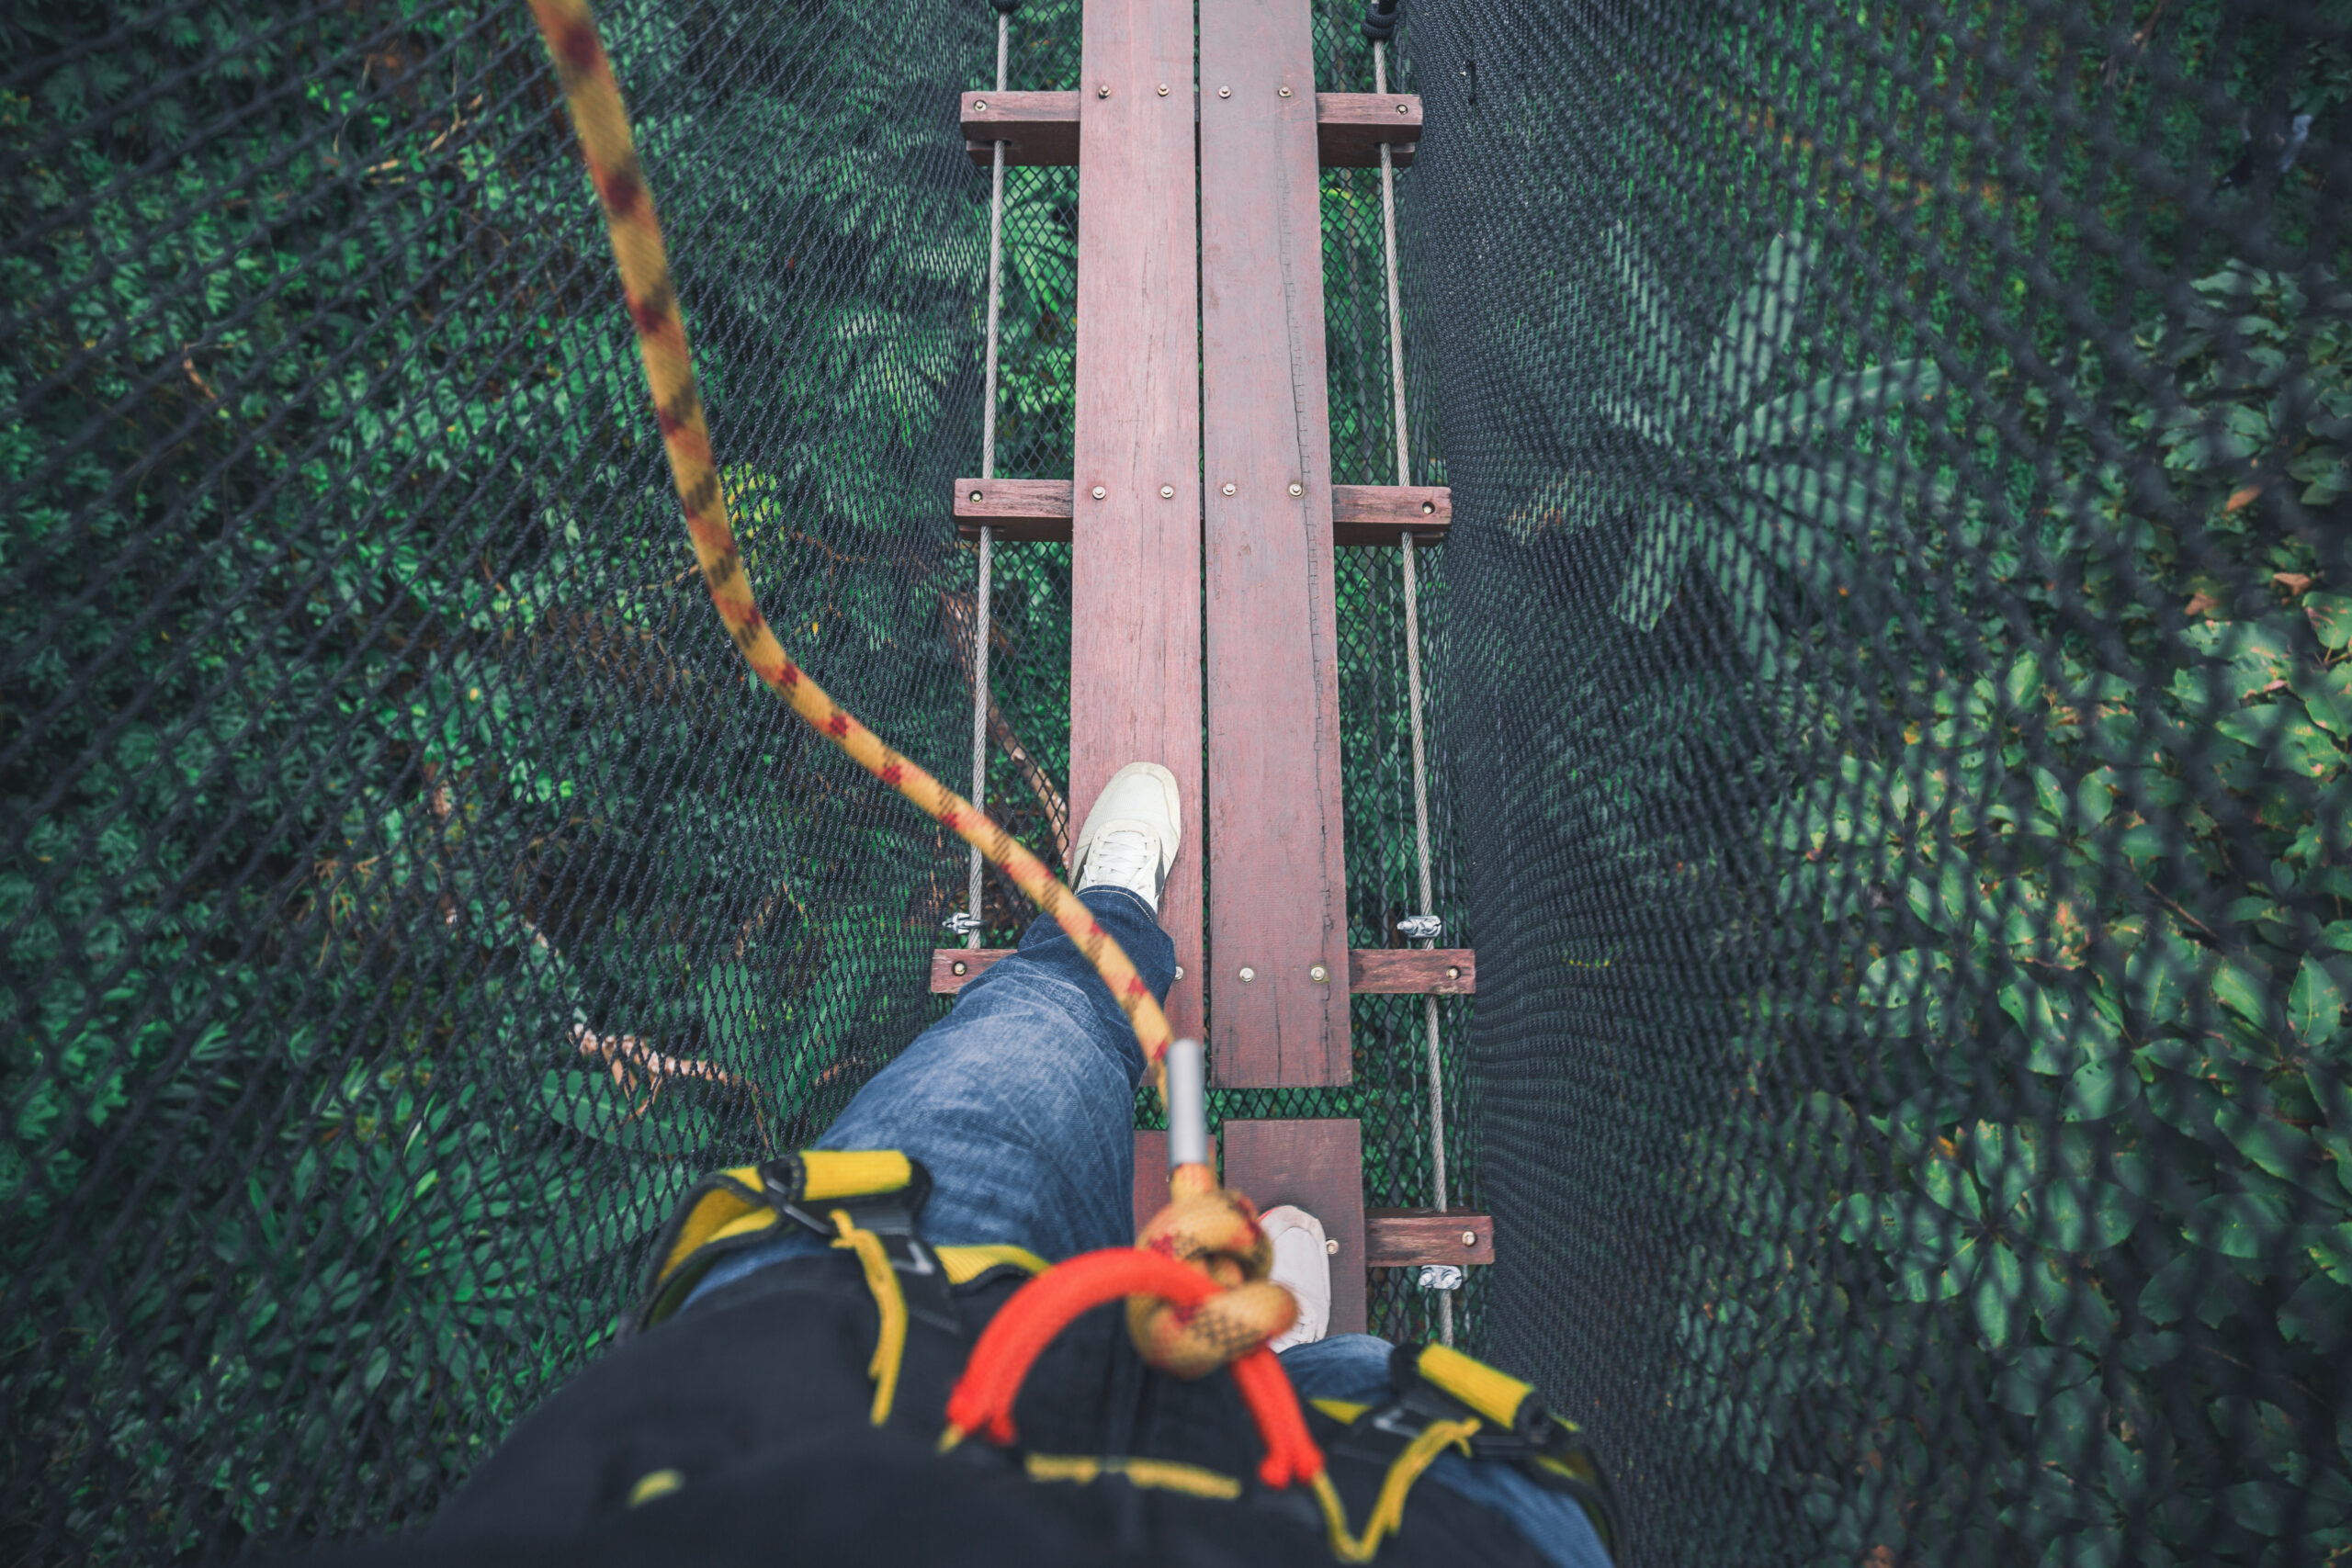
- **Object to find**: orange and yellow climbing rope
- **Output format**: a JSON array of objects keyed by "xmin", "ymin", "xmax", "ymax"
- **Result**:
[{"xmin": 525, "ymin": 0, "xmax": 1174, "ymax": 1089}]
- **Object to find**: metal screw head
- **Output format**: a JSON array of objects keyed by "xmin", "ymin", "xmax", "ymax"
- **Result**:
[
  {"xmin": 1324, "ymin": 1237, "xmax": 1339, "ymax": 1255},
  {"xmin": 1174, "ymin": 964, "xmax": 1184, "ymax": 981},
  {"xmin": 1309, "ymin": 964, "xmax": 1329, "ymax": 983},
  {"xmin": 1157, "ymin": 83, "xmax": 1170, "ymax": 96},
  {"xmin": 1238, "ymin": 966, "xmax": 1256, "ymax": 982},
  {"xmin": 1288, "ymin": 481, "xmax": 1304, "ymax": 496},
  {"xmin": 1091, "ymin": 485, "xmax": 1107, "ymax": 500},
  {"xmin": 1462, "ymin": 1230, "xmax": 1478, "ymax": 1247},
  {"xmin": 1446, "ymin": 965, "xmax": 1460, "ymax": 980},
  {"xmin": 970, "ymin": 489, "xmax": 983, "ymax": 502},
  {"xmin": 1217, "ymin": 85, "xmax": 1231, "ymax": 98},
  {"xmin": 1221, "ymin": 482, "xmax": 1237, "ymax": 496},
  {"xmin": 1278, "ymin": 85, "xmax": 1292, "ymax": 97},
  {"xmin": 1420, "ymin": 500, "xmax": 1435, "ymax": 513},
  {"xmin": 1397, "ymin": 102, "xmax": 1410, "ymax": 114},
  {"xmin": 1160, "ymin": 484, "xmax": 1175, "ymax": 499},
  {"xmin": 973, "ymin": 99, "xmax": 988, "ymax": 112},
  {"xmin": 952, "ymin": 960, "xmax": 968, "ymax": 976},
  {"xmin": 1098, "ymin": 83, "xmax": 1112, "ymax": 97}
]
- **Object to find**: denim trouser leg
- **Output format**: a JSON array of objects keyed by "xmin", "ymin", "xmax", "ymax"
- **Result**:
[{"xmin": 684, "ymin": 886, "xmax": 1174, "ymax": 1303}]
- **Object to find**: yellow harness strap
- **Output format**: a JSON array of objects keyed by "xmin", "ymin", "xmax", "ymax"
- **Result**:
[
  {"xmin": 828, "ymin": 1207, "xmax": 909, "ymax": 1426},
  {"xmin": 1311, "ymin": 1416, "xmax": 1482, "ymax": 1563}
]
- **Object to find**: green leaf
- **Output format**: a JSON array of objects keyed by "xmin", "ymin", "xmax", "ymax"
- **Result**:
[
  {"xmin": 1991, "ymin": 1346, "xmax": 2091, "ymax": 1416},
  {"xmin": 1604, "ymin": 223, "xmax": 1687, "ymax": 436},
  {"xmin": 2212, "ymin": 957, "xmax": 2278, "ymax": 1029},
  {"xmin": 1972, "ymin": 1241, "xmax": 2025, "ymax": 1347},
  {"xmin": 2064, "ymin": 1055, "xmax": 2141, "ymax": 1122},
  {"xmin": 2003, "ymin": 651, "xmax": 2042, "ymax": 712},
  {"xmin": 1708, "ymin": 228, "xmax": 1813, "ymax": 412},
  {"xmin": 1611, "ymin": 496, "xmax": 1698, "ymax": 631},
  {"xmin": 2279, "ymin": 1269, "xmax": 2350, "ymax": 1347},
  {"xmin": 1731, "ymin": 358, "xmax": 1944, "ymax": 457},
  {"xmin": 2308, "ymin": 592, "xmax": 2352, "ymax": 651},
  {"xmin": 2190, "ymin": 1190, "xmax": 2293, "ymax": 1259},
  {"xmin": 2291, "ymin": 956, "xmax": 2345, "ymax": 1045},
  {"xmin": 2025, "ymin": 1177, "xmax": 2136, "ymax": 1252},
  {"xmin": 1921, "ymin": 1147, "xmax": 1983, "ymax": 1219}
]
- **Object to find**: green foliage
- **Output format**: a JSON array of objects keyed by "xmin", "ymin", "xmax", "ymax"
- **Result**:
[
  {"xmin": 1673, "ymin": 199, "xmax": 2351, "ymax": 1568},
  {"xmin": 1, "ymin": 0, "xmax": 992, "ymax": 1556}
]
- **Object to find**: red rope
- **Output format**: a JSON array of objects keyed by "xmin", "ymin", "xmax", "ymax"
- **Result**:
[{"xmin": 943, "ymin": 1248, "xmax": 1326, "ymax": 1488}]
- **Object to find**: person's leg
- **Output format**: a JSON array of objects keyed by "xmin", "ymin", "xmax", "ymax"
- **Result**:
[
  {"xmin": 683, "ymin": 762, "xmax": 1185, "ymax": 1308},
  {"xmin": 682, "ymin": 886, "xmax": 1171, "ymax": 1306},
  {"xmin": 816, "ymin": 882, "xmax": 1172, "ymax": 1255}
]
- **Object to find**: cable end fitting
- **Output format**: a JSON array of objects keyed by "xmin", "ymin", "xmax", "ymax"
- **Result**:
[{"xmin": 1361, "ymin": 0, "xmax": 1400, "ymax": 42}]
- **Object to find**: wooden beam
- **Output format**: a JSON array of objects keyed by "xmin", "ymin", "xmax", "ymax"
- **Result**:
[
  {"xmin": 1365, "ymin": 1209, "xmax": 1495, "ymax": 1267},
  {"xmin": 961, "ymin": 90, "xmax": 1081, "ymax": 166},
  {"xmin": 1329, "ymin": 483, "xmax": 1451, "ymax": 546},
  {"xmin": 1222, "ymin": 1120, "xmax": 1365, "ymax": 1335},
  {"xmin": 952, "ymin": 483, "xmax": 1448, "ymax": 544},
  {"xmin": 1070, "ymin": 0, "xmax": 1204, "ymax": 1045},
  {"xmin": 1200, "ymin": 0, "xmax": 1351, "ymax": 1088},
  {"xmin": 1349, "ymin": 948, "xmax": 1476, "ymax": 994},
  {"xmin": 933, "ymin": 947, "xmax": 1474, "ymax": 995},
  {"xmin": 1312, "ymin": 93, "xmax": 1427, "ymax": 166},
  {"xmin": 961, "ymin": 90, "xmax": 1420, "ymax": 170},
  {"xmin": 956, "ymin": 479, "xmax": 1448, "ymax": 546}
]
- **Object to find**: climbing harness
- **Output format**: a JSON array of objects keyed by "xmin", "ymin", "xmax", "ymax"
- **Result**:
[{"xmin": 524, "ymin": 0, "xmax": 1175, "ymax": 1094}]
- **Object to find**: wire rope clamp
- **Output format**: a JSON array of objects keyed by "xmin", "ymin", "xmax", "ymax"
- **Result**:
[
  {"xmin": 942, "ymin": 912, "xmax": 981, "ymax": 936},
  {"xmin": 1418, "ymin": 1264, "xmax": 1464, "ymax": 1292},
  {"xmin": 1396, "ymin": 914, "xmax": 1442, "ymax": 941}
]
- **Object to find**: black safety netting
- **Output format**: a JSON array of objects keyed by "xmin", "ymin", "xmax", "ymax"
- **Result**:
[
  {"xmin": 1411, "ymin": 0, "xmax": 2352, "ymax": 1564},
  {"xmin": 3, "ymin": 0, "xmax": 2346, "ymax": 1563}
]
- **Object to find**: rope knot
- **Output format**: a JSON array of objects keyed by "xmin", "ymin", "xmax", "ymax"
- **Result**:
[{"xmin": 1125, "ymin": 1165, "xmax": 1297, "ymax": 1378}]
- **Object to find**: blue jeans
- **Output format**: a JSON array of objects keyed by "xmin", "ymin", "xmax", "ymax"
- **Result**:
[{"xmin": 687, "ymin": 887, "xmax": 1609, "ymax": 1568}]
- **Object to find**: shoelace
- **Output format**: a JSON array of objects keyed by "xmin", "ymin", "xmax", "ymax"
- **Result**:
[{"xmin": 1084, "ymin": 828, "xmax": 1157, "ymax": 892}]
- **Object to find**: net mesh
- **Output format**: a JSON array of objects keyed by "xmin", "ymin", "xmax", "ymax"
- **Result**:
[
  {"xmin": 2, "ymin": 0, "xmax": 2346, "ymax": 1562},
  {"xmin": 1411, "ymin": 1, "xmax": 2352, "ymax": 1564}
]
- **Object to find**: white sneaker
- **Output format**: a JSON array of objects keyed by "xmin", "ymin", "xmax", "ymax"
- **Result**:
[
  {"xmin": 1070, "ymin": 762, "xmax": 1181, "ymax": 913},
  {"xmin": 1261, "ymin": 1205, "xmax": 1331, "ymax": 1351}
]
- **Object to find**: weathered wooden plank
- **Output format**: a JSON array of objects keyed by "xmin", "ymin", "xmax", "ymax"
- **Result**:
[
  {"xmin": 1132, "ymin": 1128, "xmax": 1221, "ymax": 1236},
  {"xmin": 929, "ymin": 947, "xmax": 1012, "ymax": 992},
  {"xmin": 953, "ymin": 478, "xmax": 1073, "ymax": 541},
  {"xmin": 1070, "ymin": 0, "xmax": 1204, "ymax": 1044},
  {"xmin": 1365, "ymin": 1209, "xmax": 1496, "ymax": 1268},
  {"xmin": 1221, "ymin": 1120, "xmax": 1365, "ymax": 1335},
  {"xmin": 955, "ymin": 479, "xmax": 1448, "ymax": 547},
  {"xmin": 1200, "ymin": 0, "xmax": 1350, "ymax": 1087},
  {"xmin": 961, "ymin": 89, "xmax": 1081, "ymax": 165},
  {"xmin": 1348, "ymin": 948, "xmax": 1476, "ymax": 995},
  {"xmin": 1312, "ymin": 92, "xmax": 1424, "ymax": 166},
  {"xmin": 960, "ymin": 90, "xmax": 1419, "ymax": 169},
  {"xmin": 1330, "ymin": 483, "xmax": 1451, "ymax": 545}
]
